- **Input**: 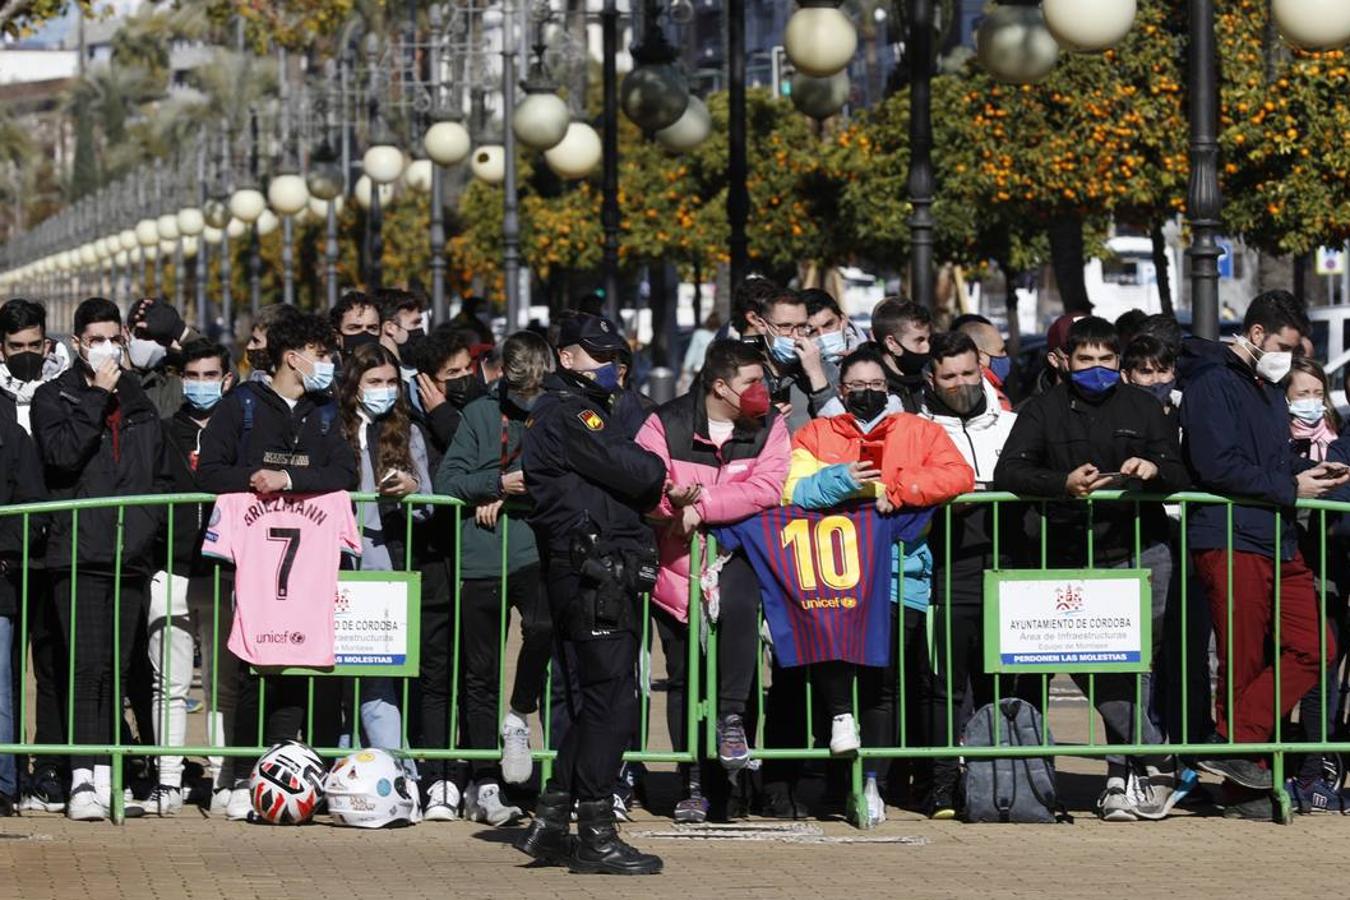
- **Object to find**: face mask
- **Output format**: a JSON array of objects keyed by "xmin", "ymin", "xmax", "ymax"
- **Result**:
[
  {"xmin": 128, "ymin": 337, "xmax": 167, "ymax": 371},
  {"xmin": 769, "ymin": 335, "xmax": 798, "ymax": 364},
  {"xmin": 586, "ymin": 362, "xmax": 622, "ymax": 394},
  {"xmin": 247, "ymin": 348, "xmax": 270, "ymax": 375},
  {"xmin": 342, "ymin": 332, "xmax": 380, "ymax": 354},
  {"xmin": 361, "ymin": 385, "xmax": 398, "ymax": 418},
  {"xmin": 988, "ymin": 355, "xmax": 1012, "ymax": 384},
  {"xmin": 183, "ymin": 380, "xmax": 223, "ymax": 411},
  {"xmin": 894, "ymin": 348, "xmax": 930, "ymax": 376},
  {"xmin": 4, "ymin": 351, "xmax": 44, "ymax": 383},
  {"xmin": 844, "ymin": 388, "xmax": 888, "ymax": 423},
  {"xmin": 443, "ymin": 374, "xmax": 484, "ymax": 408},
  {"xmin": 403, "ymin": 327, "xmax": 427, "ymax": 347},
  {"xmin": 296, "ymin": 354, "xmax": 335, "ymax": 392},
  {"xmin": 1141, "ymin": 379, "xmax": 1176, "ymax": 407},
  {"xmin": 84, "ymin": 341, "xmax": 122, "ymax": 373},
  {"xmin": 1070, "ymin": 365, "xmax": 1120, "ymax": 399},
  {"xmin": 940, "ymin": 382, "xmax": 985, "ymax": 416},
  {"xmin": 816, "ymin": 330, "xmax": 846, "ymax": 362},
  {"xmin": 729, "ymin": 381, "xmax": 771, "ymax": 421},
  {"xmin": 1240, "ymin": 335, "xmax": 1293, "ymax": 384},
  {"xmin": 1289, "ymin": 397, "xmax": 1326, "ymax": 426}
]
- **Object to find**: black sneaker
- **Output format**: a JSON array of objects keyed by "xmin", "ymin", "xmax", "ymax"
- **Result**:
[
  {"xmin": 0, "ymin": 792, "xmax": 15, "ymax": 817},
  {"xmin": 1197, "ymin": 736, "xmax": 1272, "ymax": 791},
  {"xmin": 757, "ymin": 783, "xmax": 799, "ymax": 819},
  {"xmin": 20, "ymin": 767, "xmax": 65, "ymax": 813},
  {"xmin": 1222, "ymin": 791, "xmax": 1274, "ymax": 820}
]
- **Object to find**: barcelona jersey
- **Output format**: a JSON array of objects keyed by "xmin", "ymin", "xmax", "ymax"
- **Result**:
[{"xmin": 715, "ymin": 504, "xmax": 932, "ymax": 668}]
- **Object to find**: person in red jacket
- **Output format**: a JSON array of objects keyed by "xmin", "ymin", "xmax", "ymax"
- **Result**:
[{"xmin": 635, "ymin": 339, "xmax": 790, "ymax": 822}]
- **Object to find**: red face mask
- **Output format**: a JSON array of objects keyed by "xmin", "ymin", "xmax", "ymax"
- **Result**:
[{"xmin": 732, "ymin": 381, "xmax": 771, "ymax": 420}]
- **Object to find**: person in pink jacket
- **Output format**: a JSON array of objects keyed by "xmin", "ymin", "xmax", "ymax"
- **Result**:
[{"xmin": 635, "ymin": 339, "xmax": 789, "ymax": 823}]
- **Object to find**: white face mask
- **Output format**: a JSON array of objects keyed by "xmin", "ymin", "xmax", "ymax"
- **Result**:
[
  {"xmin": 128, "ymin": 337, "xmax": 167, "ymax": 371},
  {"xmin": 1239, "ymin": 335, "xmax": 1292, "ymax": 384},
  {"xmin": 83, "ymin": 340, "xmax": 123, "ymax": 373}
]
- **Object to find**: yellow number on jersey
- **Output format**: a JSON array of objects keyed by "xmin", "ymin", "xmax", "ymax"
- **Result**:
[{"xmin": 780, "ymin": 515, "xmax": 861, "ymax": 592}]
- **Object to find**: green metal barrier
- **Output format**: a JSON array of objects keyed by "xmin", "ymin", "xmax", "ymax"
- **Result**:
[{"xmin": 1, "ymin": 489, "xmax": 1348, "ymax": 827}]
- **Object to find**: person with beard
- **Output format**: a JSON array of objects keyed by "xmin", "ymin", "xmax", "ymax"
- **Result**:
[
  {"xmin": 994, "ymin": 315, "xmax": 1191, "ymax": 822},
  {"xmin": 0, "ymin": 299, "xmax": 69, "ymax": 815},
  {"xmin": 30, "ymin": 297, "xmax": 169, "ymax": 821},
  {"xmin": 919, "ymin": 331, "xmax": 1023, "ymax": 818},
  {"xmin": 516, "ymin": 313, "xmax": 665, "ymax": 876},
  {"xmin": 434, "ymin": 332, "xmax": 556, "ymax": 826},
  {"xmin": 243, "ymin": 303, "xmax": 301, "ymax": 383},
  {"xmin": 634, "ymin": 339, "xmax": 790, "ymax": 823},
  {"xmin": 374, "ymin": 287, "xmax": 427, "ymax": 382},
  {"xmin": 780, "ymin": 346, "xmax": 972, "ymax": 826},
  {"xmin": 867, "ymin": 297, "xmax": 933, "ymax": 414}
]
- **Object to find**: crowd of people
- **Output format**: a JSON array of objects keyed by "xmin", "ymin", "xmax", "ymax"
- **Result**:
[{"xmin": 0, "ymin": 278, "xmax": 1346, "ymax": 852}]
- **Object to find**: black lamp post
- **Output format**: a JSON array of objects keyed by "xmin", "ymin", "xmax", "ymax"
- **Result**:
[
  {"xmin": 727, "ymin": 0, "xmax": 748, "ymax": 290},
  {"xmin": 601, "ymin": 0, "xmax": 620, "ymax": 320},
  {"xmin": 907, "ymin": 0, "xmax": 935, "ymax": 310},
  {"xmin": 1185, "ymin": 0, "xmax": 1221, "ymax": 342}
]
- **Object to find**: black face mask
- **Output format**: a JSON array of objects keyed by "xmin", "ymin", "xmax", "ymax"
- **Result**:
[
  {"xmin": 247, "ymin": 349, "xmax": 270, "ymax": 375},
  {"xmin": 844, "ymin": 388, "xmax": 889, "ymax": 423},
  {"xmin": 342, "ymin": 332, "xmax": 380, "ymax": 355},
  {"xmin": 402, "ymin": 328, "xmax": 428, "ymax": 359},
  {"xmin": 4, "ymin": 351, "xmax": 44, "ymax": 383},
  {"xmin": 895, "ymin": 350, "xmax": 931, "ymax": 377},
  {"xmin": 444, "ymin": 373, "xmax": 484, "ymax": 408}
]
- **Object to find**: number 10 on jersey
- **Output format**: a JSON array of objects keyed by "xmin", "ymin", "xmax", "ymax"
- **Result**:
[{"xmin": 780, "ymin": 515, "xmax": 861, "ymax": 592}]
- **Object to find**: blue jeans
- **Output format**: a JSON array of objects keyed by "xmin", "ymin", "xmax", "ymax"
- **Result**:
[
  {"xmin": 0, "ymin": 615, "xmax": 15, "ymax": 797},
  {"xmin": 339, "ymin": 677, "xmax": 418, "ymax": 779}
]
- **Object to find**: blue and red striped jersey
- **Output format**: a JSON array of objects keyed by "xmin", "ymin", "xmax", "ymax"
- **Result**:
[{"xmin": 715, "ymin": 504, "xmax": 932, "ymax": 668}]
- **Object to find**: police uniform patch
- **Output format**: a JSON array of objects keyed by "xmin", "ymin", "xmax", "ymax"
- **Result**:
[{"xmin": 577, "ymin": 410, "xmax": 604, "ymax": 431}]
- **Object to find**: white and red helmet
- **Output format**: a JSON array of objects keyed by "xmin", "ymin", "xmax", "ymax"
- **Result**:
[{"xmin": 249, "ymin": 740, "xmax": 327, "ymax": 825}]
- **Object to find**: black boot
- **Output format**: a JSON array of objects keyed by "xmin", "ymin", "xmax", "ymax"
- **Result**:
[
  {"xmin": 569, "ymin": 799, "xmax": 663, "ymax": 876},
  {"xmin": 515, "ymin": 788, "xmax": 571, "ymax": 865}
]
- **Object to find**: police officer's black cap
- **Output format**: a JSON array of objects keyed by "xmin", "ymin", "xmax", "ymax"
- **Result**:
[{"xmin": 558, "ymin": 314, "xmax": 627, "ymax": 355}]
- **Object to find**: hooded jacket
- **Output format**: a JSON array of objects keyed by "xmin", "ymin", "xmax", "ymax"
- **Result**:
[
  {"xmin": 31, "ymin": 367, "xmax": 168, "ymax": 573},
  {"xmin": 634, "ymin": 390, "xmax": 790, "ymax": 622}
]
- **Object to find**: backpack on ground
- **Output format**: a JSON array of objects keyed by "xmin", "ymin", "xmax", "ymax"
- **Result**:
[{"xmin": 961, "ymin": 697, "xmax": 1064, "ymax": 824}]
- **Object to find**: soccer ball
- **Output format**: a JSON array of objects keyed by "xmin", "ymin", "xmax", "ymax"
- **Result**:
[
  {"xmin": 324, "ymin": 748, "xmax": 421, "ymax": 828},
  {"xmin": 249, "ymin": 740, "xmax": 327, "ymax": 825}
]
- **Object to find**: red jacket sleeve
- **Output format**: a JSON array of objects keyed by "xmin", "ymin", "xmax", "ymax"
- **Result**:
[{"xmin": 885, "ymin": 419, "xmax": 975, "ymax": 507}]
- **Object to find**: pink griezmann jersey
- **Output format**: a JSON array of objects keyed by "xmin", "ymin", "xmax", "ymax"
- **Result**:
[{"xmin": 202, "ymin": 492, "xmax": 361, "ymax": 667}]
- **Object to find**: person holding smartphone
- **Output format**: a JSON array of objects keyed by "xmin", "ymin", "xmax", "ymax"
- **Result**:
[{"xmin": 995, "ymin": 315, "xmax": 1192, "ymax": 823}]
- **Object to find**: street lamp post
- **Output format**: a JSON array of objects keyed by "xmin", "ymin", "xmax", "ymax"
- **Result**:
[
  {"xmin": 601, "ymin": 0, "xmax": 621, "ymax": 319},
  {"xmin": 248, "ymin": 108, "xmax": 263, "ymax": 315},
  {"xmin": 908, "ymin": 0, "xmax": 936, "ymax": 309},
  {"xmin": 727, "ymin": 0, "xmax": 748, "ymax": 290},
  {"xmin": 1186, "ymin": 0, "xmax": 1221, "ymax": 342},
  {"xmin": 502, "ymin": 0, "xmax": 522, "ymax": 330}
]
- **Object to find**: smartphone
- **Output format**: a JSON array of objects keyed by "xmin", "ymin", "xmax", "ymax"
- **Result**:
[
  {"xmin": 1093, "ymin": 471, "xmax": 1127, "ymax": 488},
  {"xmin": 859, "ymin": 442, "xmax": 886, "ymax": 473},
  {"xmin": 1321, "ymin": 463, "xmax": 1350, "ymax": 478}
]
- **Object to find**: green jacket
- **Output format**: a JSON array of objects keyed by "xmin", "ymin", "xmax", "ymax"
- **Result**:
[{"xmin": 434, "ymin": 394, "xmax": 538, "ymax": 578}]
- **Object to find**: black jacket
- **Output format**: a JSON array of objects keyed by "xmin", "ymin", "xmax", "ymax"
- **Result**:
[
  {"xmin": 196, "ymin": 381, "xmax": 358, "ymax": 496},
  {"xmin": 159, "ymin": 407, "xmax": 217, "ymax": 578},
  {"xmin": 31, "ymin": 367, "xmax": 167, "ymax": 573},
  {"xmin": 0, "ymin": 395, "xmax": 46, "ymax": 614},
  {"xmin": 883, "ymin": 361, "xmax": 925, "ymax": 415},
  {"xmin": 993, "ymin": 380, "xmax": 1189, "ymax": 565},
  {"xmin": 522, "ymin": 370, "xmax": 665, "ymax": 556},
  {"xmin": 612, "ymin": 386, "xmax": 657, "ymax": 441}
]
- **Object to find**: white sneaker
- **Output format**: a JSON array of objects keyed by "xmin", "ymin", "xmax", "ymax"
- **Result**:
[
  {"xmin": 226, "ymin": 783, "xmax": 254, "ymax": 822},
  {"xmin": 829, "ymin": 713, "xmax": 860, "ymax": 756},
  {"xmin": 864, "ymin": 777, "xmax": 886, "ymax": 827},
  {"xmin": 465, "ymin": 782, "xmax": 523, "ymax": 827},
  {"xmin": 127, "ymin": 785, "xmax": 183, "ymax": 818},
  {"xmin": 209, "ymin": 788, "xmax": 231, "ymax": 817},
  {"xmin": 423, "ymin": 780, "xmax": 461, "ymax": 822},
  {"xmin": 500, "ymin": 717, "xmax": 533, "ymax": 785},
  {"xmin": 66, "ymin": 784, "xmax": 106, "ymax": 822}
]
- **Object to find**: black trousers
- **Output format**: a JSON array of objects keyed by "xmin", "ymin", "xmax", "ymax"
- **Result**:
[
  {"xmin": 50, "ymin": 572, "xmax": 148, "ymax": 771},
  {"xmin": 458, "ymin": 564, "xmax": 553, "ymax": 786},
  {"xmin": 544, "ymin": 561, "xmax": 638, "ymax": 803},
  {"xmin": 653, "ymin": 552, "xmax": 761, "ymax": 755},
  {"xmin": 231, "ymin": 670, "xmax": 341, "ymax": 774},
  {"xmin": 13, "ymin": 571, "xmax": 67, "ymax": 775},
  {"xmin": 414, "ymin": 556, "xmax": 456, "ymax": 783}
]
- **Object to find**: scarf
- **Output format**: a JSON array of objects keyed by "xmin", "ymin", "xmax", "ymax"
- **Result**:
[{"xmin": 1291, "ymin": 415, "xmax": 1336, "ymax": 462}]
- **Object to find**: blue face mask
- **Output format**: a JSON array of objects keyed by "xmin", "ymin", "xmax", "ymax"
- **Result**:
[
  {"xmin": 1070, "ymin": 365, "xmax": 1120, "ymax": 398},
  {"xmin": 182, "ymin": 380, "xmax": 223, "ymax": 411},
  {"xmin": 588, "ymin": 362, "xmax": 622, "ymax": 394},
  {"xmin": 1142, "ymin": 379, "xmax": 1176, "ymax": 407},
  {"xmin": 989, "ymin": 355, "xmax": 1012, "ymax": 384},
  {"xmin": 361, "ymin": 385, "xmax": 398, "ymax": 418},
  {"xmin": 816, "ymin": 330, "xmax": 846, "ymax": 362},
  {"xmin": 298, "ymin": 355, "xmax": 335, "ymax": 393},
  {"xmin": 770, "ymin": 335, "xmax": 798, "ymax": 364}
]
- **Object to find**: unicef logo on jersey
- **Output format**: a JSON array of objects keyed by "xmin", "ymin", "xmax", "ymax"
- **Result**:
[{"xmin": 255, "ymin": 630, "xmax": 306, "ymax": 645}]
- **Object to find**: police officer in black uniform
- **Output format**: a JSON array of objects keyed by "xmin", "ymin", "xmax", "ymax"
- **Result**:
[{"xmin": 516, "ymin": 315, "xmax": 666, "ymax": 876}]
